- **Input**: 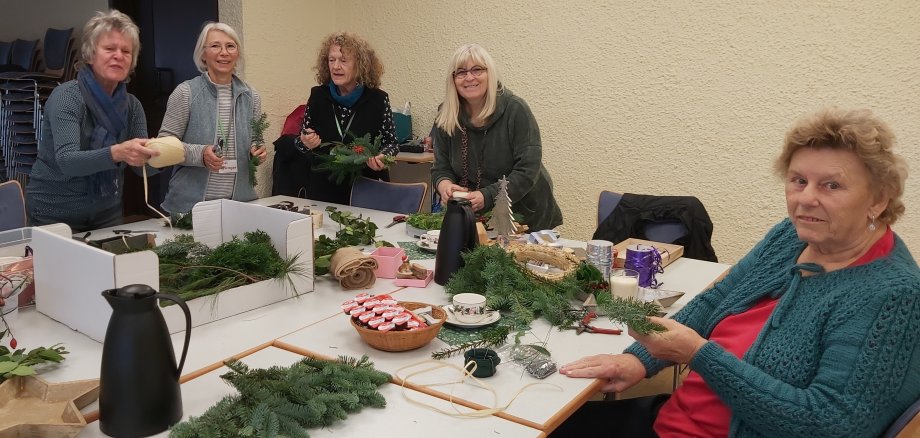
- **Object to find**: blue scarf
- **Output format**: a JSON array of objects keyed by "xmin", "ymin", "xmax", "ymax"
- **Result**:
[
  {"xmin": 77, "ymin": 67, "xmax": 129, "ymax": 198},
  {"xmin": 328, "ymin": 81, "xmax": 364, "ymax": 107}
]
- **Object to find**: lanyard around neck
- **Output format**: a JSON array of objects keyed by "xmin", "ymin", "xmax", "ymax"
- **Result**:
[{"xmin": 332, "ymin": 103, "xmax": 356, "ymax": 141}]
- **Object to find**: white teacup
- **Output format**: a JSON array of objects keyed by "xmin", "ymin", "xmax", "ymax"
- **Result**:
[
  {"xmin": 452, "ymin": 292, "xmax": 487, "ymax": 324},
  {"xmin": 419, "ymin": 230, "xmax": 440, "ymax": 246}
]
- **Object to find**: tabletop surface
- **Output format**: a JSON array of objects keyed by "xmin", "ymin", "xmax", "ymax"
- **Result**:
[{"xmin": 7, "ymin": 195, "xmax": 729, "ymax": 437}]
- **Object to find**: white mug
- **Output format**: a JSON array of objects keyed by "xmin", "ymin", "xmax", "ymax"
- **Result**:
[
  {"xmin": 452, "ymin": 292, "xmax": 487, "ymax": 324},
  {"xmin": 419, "ymin": 230, "xmax": 440, "ymax": 246}
]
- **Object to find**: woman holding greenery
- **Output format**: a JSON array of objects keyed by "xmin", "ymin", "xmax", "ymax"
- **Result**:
[
  {"xmin": 160, "ymin": 22, "xmax": 267, "ymax": 216},
  {"xmin": 291, "ymin": 32, "xmax": 399, "ymax": 205}
]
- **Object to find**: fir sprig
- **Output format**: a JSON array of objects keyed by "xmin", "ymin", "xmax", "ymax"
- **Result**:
[
  {"xmin": 154, "ymin": 231, "xmax": 308, "ymax": 305},
  {"xmin": 169, "ymin": 355, "xmax": 390, "ymax": 437},
  {"xmin": 249, "ymin": 112, "xmax": 270, "ymax": 187},
  {"xmin": 165, "ymin": 212, "xmax": 194, "ymax": 230},
  {"xmin": 317, "ymin": 133, "xmax": 396, "ymax": 184},
  {"xmin": 431, "ymin": 325, "xmax": 512, "ymax": 359}
]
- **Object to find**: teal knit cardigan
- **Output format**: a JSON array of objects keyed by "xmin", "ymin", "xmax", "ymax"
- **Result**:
[{"xmin": 626, "ymin": 219, "xmax": 920, "ymax": 437}]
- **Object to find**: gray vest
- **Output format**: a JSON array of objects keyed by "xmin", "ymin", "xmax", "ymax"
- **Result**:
[{"xmin": 161, "ymin": 73, "xmax": 258, "ymax": 214}]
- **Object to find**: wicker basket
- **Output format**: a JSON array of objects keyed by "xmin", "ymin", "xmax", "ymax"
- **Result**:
[{"xmin": 350, "ymin": 302, "xmax": 446, "ymax": 352}]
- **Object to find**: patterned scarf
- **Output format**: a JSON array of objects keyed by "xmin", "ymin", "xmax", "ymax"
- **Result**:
[{"xmin": 77, "ymin": 67, "xmax": 128, "ymax": 198}]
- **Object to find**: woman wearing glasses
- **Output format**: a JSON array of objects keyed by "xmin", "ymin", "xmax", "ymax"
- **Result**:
[
  {"xmin": 159, "ymin": 22, "xmax": 266, "ymax": 216},
  {"xmin": 285, "ymin": 32, "xmax": 398, "ymax": 204},
  {"xmin": 431, "ymin": 44, "xmax": 562, "ymax": 230}
]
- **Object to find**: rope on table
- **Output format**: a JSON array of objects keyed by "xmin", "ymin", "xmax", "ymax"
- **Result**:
[{"xmin": 394, "ymin": 359, "xmax": 561, "ymax": 418}]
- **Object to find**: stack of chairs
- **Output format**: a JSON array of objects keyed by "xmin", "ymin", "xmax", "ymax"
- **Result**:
[{"xmin": 0, "ymin": 28, "xmax": 75, "ymax": 185}]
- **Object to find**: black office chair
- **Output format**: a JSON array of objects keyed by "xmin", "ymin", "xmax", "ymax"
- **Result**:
[
  {"xmin": 596, "ymin": 190, "xmax": 689, "ymax": 244},
  {"xmin": 350, "ymin": 176, "xmax": 427, "ymax": 214}
]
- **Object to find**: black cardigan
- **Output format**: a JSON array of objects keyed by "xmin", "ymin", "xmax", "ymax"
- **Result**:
[{"xmin": 592, "ymin": 193, "xmax": 718, "ymax": 262}]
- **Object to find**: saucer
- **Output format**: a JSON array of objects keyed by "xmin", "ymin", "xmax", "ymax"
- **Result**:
[
  {"xmin": 417, "ymin": 239, "xmax": 438, "ymax": 253},
  {"xmin": 445, "ymin": 308, "xmax": 501, "ymax": 328}
]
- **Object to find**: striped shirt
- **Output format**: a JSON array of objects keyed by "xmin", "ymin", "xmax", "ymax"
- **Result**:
[{"xmin": 158, "ymin": 77, "xmax": 262, "ymax": 201}]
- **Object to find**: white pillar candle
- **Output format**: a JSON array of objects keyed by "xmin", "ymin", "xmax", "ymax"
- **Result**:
[{"xmin": 610, "ymin": 274, "xmax": 639, "ymax": 300}]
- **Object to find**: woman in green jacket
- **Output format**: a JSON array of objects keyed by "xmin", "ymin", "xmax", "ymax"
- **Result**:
[{"xmin": 431, "ymin": 44, "xmax": 562, "ymax": 230}]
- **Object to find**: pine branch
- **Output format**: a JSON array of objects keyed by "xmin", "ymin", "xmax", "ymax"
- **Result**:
[
  {"xmin": 171, "ymin": 356, "xmax": 389, "ymax": 437},
  {"xmin": 430, "ymin": 325, "xmax": 512, "ymax": 359},
  {"xmin": 599, "ymin": 297, "xmax": 665, "ymax": 334}
]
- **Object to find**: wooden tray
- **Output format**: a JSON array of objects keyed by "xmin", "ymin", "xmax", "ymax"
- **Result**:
[
  {"xmin": 0, "ymin": 376, "xmax": 99, "ymax": 437},
  {"xmin": 613, "ymin": 238, "xmax": 683, "ymax": 268}
]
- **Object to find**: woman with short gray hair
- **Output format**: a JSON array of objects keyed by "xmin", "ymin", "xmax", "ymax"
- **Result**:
[
  {"xmin": 159, "ymin": 22, "xmax": 266, "ymax": 216},
  {"xmin": 26, "ymin": 9, "xmax": 157, "ymax": 231}
]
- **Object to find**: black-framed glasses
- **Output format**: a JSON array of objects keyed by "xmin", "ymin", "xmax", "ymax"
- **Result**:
[{"xmin": 453, "ymin": 66, "xmax": 487, "ymax": 79}]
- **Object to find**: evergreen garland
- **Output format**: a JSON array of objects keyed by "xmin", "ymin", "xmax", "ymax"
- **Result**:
[
  {"xmin": 444, "ymin": 245, "xmax": 665, "ymax": 335},
  {"xmin": 316, "ymin": 133, "xmax": 396, "ymax": 184},
  {"xmin": 169, "ymin": 355, "xmax": 390, "ymax": 437}
]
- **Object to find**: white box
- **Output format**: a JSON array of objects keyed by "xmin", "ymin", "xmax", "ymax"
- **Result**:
[{"xmin": 33, "ymin": 200, "xmax": 314, "ymax": 342}]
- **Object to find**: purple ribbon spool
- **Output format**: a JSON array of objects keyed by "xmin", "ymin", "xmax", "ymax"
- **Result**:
[{"xmin": 624, "ymin": 244, "xmax": 664, "ymax": 288}]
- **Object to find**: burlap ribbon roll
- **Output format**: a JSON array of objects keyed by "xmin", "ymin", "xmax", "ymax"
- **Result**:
[{"xmin": 329, "ymin": 247, "xmax": 378, "ymax": 289}]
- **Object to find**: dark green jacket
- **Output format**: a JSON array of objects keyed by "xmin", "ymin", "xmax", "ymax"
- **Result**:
[{"xmin": 432, "ymin": 89, "xmax": 563, "ymax": 230}]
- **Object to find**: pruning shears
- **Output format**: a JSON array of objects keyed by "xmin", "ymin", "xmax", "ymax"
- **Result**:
[
  {"xmin": 385, "ymin": 215, "xmax": 407, "ymax": 228},
  {"xmin": 570, "ymin": 311, "xmax": 622, "ymax": 335}
]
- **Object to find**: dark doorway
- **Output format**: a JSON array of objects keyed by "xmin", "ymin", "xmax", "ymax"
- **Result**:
[{"xmin": 109, "ymin": 0, "xmax": 218, "ymax": 221}]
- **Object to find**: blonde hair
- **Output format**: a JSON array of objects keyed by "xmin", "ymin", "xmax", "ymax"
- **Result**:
[
  {"xmin": 313, "ymin": 32, "xmax": 384, "ymax": 88},
  {"xmin": 79, "ymin": 9, "xmax": 141, "ymax": 72},
  {"xmin": 193, "ymin": 22, "xmax": 244, "ymax": 74},
  {"xmin": 435, "ymin": 44, "xmax": 503, "ymax": 136},
  {"xmin": 775, "ymin": 107, "xmax": 908, "ymax": 224}
]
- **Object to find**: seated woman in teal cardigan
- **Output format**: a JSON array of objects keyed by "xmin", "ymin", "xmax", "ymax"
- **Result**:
[{"xmin": 555, "ymin": 107, "xmax": 920, "ymax": 438}]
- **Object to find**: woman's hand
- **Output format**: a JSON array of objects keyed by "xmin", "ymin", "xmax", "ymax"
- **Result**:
[
  {"xmin": 299, "ymin": 128, "xmax": 321, "ymax": 149},
  {"xmin": 203, "ymin": 145, "xmax": 224, "ymax": 172},
  {"xmin": 630, "ymin": 317, "xmax": 708, "ymax": 364},
  {"xmin": 467, "ymin": 191, "xmax": 485, "ymax": 211},
  {"xmin": 437, "ymin": 179, "xmax": 467, "ymax": 203},
  {"xmin": 111, "ymin": 138, "xmax": 156, "ymax": 167},
  {"xmin": 250, "ymin": 145, "xmax": 267, "ymax": 161},
  {"xmin": 367, "ymin": 154, "xmax": 386, "ymax": 171},
  {"xmin": 560, "ymin": 353, "xmax": 647, "ymax": 393}
]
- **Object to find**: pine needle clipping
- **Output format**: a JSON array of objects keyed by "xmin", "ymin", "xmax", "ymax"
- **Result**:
[{"xmin": 169, "ymin": 355, "xmax": 390, "ymax": 437}]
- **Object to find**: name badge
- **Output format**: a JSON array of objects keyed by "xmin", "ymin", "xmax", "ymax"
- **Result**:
[{"xmin": 219, "ymin": 159, "xmax": 238, "ymax": 174}]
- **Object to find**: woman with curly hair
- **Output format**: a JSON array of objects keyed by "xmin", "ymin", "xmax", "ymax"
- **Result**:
[{"xmin": 290, "ymin": 32, "xmax": 398, "ymax": 204}]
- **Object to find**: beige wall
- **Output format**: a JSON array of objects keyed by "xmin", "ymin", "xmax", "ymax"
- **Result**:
[{"xmin": 238, "ymin": 0, "xmax": 920, "ymax": 263}]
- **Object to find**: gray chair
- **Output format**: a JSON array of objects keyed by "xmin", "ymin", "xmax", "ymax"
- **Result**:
[
  {"xmin": 350, "ymin": 176, "xmax": 427, "ymax": 214},
  {"xmin": 0, "ymin": 180, "xmax": 26, "ymax": 231}
]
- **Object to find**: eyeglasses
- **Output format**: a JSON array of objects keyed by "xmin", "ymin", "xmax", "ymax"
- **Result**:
[
  {"xmin": 206, "ymin": 43, "xmax": 238, "ymax": 54},
  {"xmin": 453, "ymin": 66, "xmax": 487, "ymax": 79}
]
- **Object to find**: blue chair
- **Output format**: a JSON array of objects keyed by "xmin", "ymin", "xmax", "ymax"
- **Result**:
[
  {"xmin": 8, "ymin": 39, "xmax": 38, "ymax": 71},
  {"xmin": 350, "ymin": 176, "xmax": 427, "ymax": 214},
  {"xmin": 883, "ymin": 397, "xmax": 920, "ymax": 438},
  {"xmin": 40, "ymin": 28, "xmax": 74, "ymax": 77},
  {"xmin": 0, "ymin": 41, "xmax": 12, "ymax": 65},
  {"xmin": 596, "ymin": 190, "xmax": 689, "ymax": 244},
  {"xmin": 0, "ymin": 180, "xmax": 26, "ymax": 231}
]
